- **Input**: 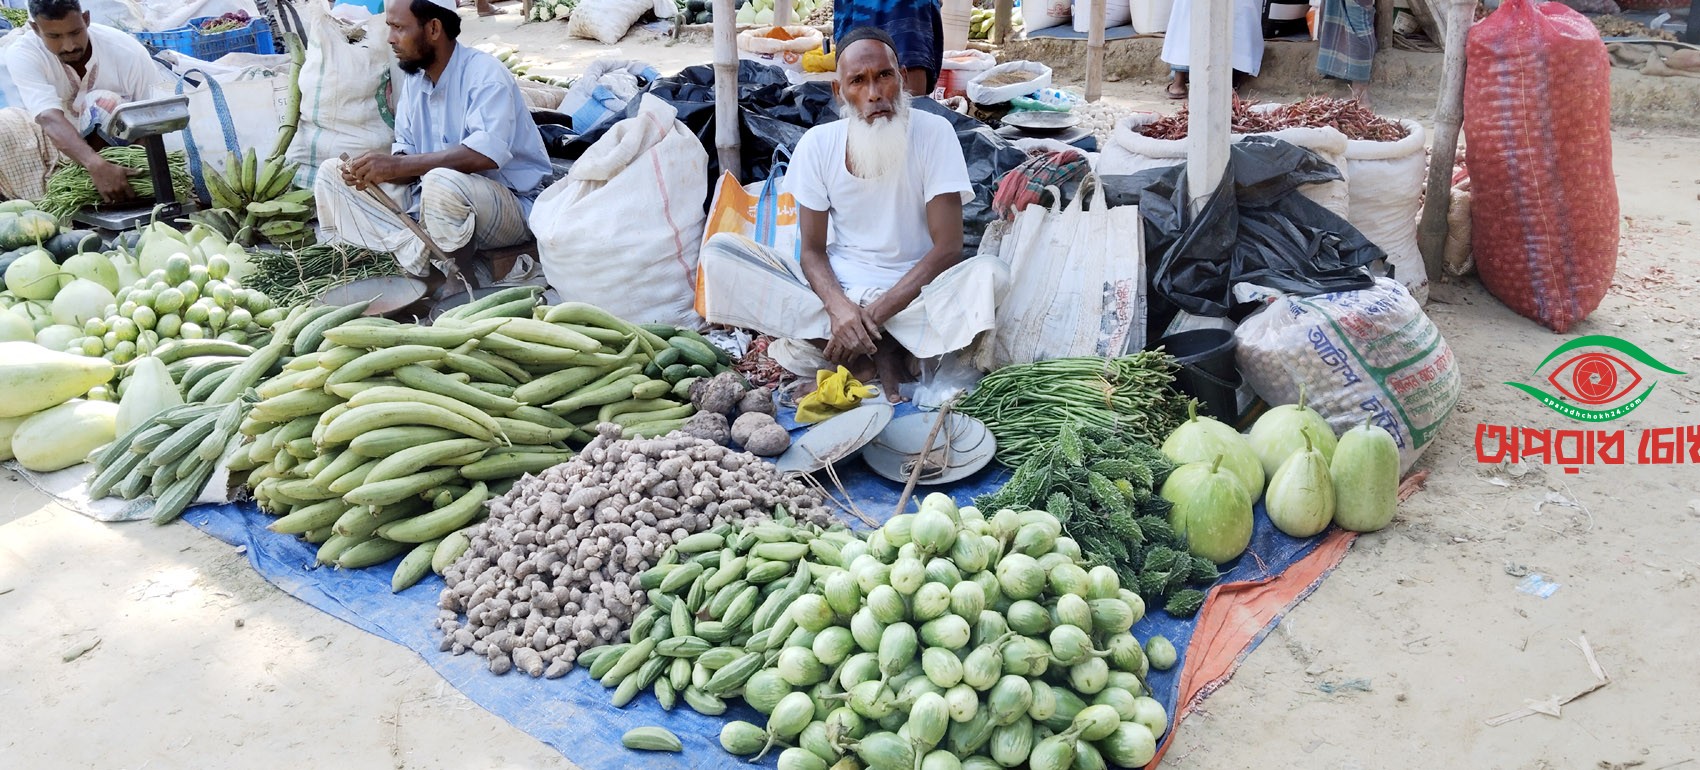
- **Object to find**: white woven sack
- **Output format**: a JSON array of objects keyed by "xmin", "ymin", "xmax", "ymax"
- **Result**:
[
  {"xmin": 1022, "ymin": 0, "xmax": 1072, "ymax": 30},
  {"xmin": 286, "ymin": 4, "xmax": 396, "ymax": 187},
  {"xmin": 533, "ymin": 95, "xmax": 708, "ymax": 327},
  {"xmin": 1344, "ymin": 120, "xmax": 1429, "ymax": 305},
  {"xmin": 965, "ymin": 61, "xmax": 1053, "ymax": 105},
  {"xmin": 1100, "ymin": 112, "xmax": 1351, "ymax": 219},
  {"xmin": 566, "ymin": 0, "xmax": 655, "ymax": 45},
  {"xmin": 1234, "ymin": 277, "xmax": 1460, "ymax": 473}
]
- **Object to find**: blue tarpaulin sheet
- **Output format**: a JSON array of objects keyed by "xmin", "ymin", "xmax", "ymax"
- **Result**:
[{"xmin": 180, "ymin": 402, "xmax": 1330, "ymax": 769}]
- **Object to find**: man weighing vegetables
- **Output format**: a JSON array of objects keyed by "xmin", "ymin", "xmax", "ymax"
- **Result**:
[{"xmin": 0, "ymin": 0, "xmax": 169, "ymax": 202}]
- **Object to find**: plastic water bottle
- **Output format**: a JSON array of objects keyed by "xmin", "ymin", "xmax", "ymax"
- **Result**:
[{"xmin": 1033, "ymin": 88, "xmax": 1080, "ymax": 109}]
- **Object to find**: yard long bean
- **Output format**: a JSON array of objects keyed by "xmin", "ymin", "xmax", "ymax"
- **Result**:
[
  {"xmin": 957, "ymin": 352, "xmax": 1194, "ymax": 468},
  {"xmin": 38, "ymin": 147, "xmax": 197, "ymax": 219},
  {"xmin": 245, "ymin": 242, "xmax": 401, "ymax": 308}
]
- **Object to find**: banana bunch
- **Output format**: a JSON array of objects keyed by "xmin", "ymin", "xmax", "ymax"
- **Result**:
[
  {"xmin": 204, "ymin": 148, "xmax": 315, "ymax": 249},
  {"xmin": 969, "ymin": 7, "xmax": 1021, "ymax": 39}
]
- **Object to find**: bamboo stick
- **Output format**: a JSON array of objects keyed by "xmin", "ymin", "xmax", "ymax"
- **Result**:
[
  {"xmin": 992, "ymin": 0, "xmax": 1013, "ymax": 44},
  {"xmin": 712, "ymin": 0, "xmax": 741, "ymax": 180},
  {"xmin": 1084, "ymin": 0, "xmax": 1107, "ymax": 101},
  {"xmin": 1415, "ymin": 0, "xmax": 1474, "ymax": 286}
]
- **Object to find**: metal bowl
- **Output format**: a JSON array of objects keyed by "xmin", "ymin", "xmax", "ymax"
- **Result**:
[
  {"xmin": 1000, "ymin": 110, "xmax": 1082, "ymax": 135},
  {"xmin": 317, "ymin": 275, "xmax": 427, "ymax": 317},
  {"xmin": 774, "ymin": 402, "xmax": 896, "ymax": 475},
  {"xmin": 862, "ymin": 412, "xmax": 997, "ymax": 486}
]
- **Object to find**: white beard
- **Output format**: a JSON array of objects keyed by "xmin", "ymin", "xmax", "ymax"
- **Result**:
[{"xmin": 842, "ymin": 92, "xmax": 913, "ymax": 180}]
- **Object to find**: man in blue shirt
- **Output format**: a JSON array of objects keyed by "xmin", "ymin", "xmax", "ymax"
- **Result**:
[
  {"xmin": 834, "ymin": 0, "xmax": 942, "ymax": 97},
  {"xmin": 314, "ymin": 0, "xmax": 550, "ymax": 280}
]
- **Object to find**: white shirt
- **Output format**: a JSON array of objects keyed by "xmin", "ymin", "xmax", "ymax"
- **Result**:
[
  {"xmin": 788, "ymin": 108, "xmax": 974, "ymax": 294},
  {"xmin": 5, "ymin": 23, "xmax": 165, "ymax": 120}
]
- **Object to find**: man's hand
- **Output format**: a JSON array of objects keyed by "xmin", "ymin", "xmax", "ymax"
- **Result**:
[
  {"xmin": 822, "ymin": 298, "xmax": 881, "ymax": 363},
  {"xmin": 342, "ymin": 153, "xmax": 407, "ymax": 190},
  {"xmin": 90, "ymin": 161, "xmax": 141, "ymax": 204}
]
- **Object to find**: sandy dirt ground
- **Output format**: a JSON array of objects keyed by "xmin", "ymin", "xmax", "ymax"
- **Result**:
[{"xmin": 3, "ymin": 9, "xmax": 1699, "ymax": 770}]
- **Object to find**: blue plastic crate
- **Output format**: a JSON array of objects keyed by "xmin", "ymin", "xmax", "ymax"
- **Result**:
[{"xmin": 134, "ymin": 16, "xmax": 275, "ymax": 61}]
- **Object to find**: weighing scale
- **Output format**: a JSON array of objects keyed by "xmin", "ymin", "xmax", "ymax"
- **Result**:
[{"xmin": 73, "ymin": 95, "xmax": 193, "ymax": 232}]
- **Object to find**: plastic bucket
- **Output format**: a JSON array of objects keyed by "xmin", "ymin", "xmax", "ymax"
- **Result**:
[{"xmin": 1151, "ymin": 328, "xmax": 1242, "ymax": 421}]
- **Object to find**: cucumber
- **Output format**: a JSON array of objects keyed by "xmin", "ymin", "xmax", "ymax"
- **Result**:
[
  {"xmin": 293, "ymin": 300, "xmax": 372, "ymax": 356},
  {"xmin": 376, "ymin": 482, "xmax": 489, "ymax": 543},
  {"xmin": 348, "ymin": 426, "xmax": 465, "ymax": 458},
  {"xmin": 668, "ymin": 334, "xmax": 719, "ymax": 367},
  {"xmin": 391, "ymin": 539, "xmax": 442, "ymax": 592},
  {"xmin": 458, "ymin": 451, "xmax": 574, "ymax": 481}
]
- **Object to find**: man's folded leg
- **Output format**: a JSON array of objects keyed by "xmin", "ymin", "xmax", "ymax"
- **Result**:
[
  {"xmin": 700, "ymin": 233, "xmax": 842, "ymax": 375},
  {"xmin": 880, "ymin": 254, "xmax": 1009, "ymax": 359},
  {"xmin": 314, "ymin": 158, "xmax": 431, "ymax": 275},
  {"xmin": 0, "ymin": 108, "xmax": 65, "ymax": 202},
  {"xmin": 418, "ymin": 168, "xmax": 531, "ymax": 256}
]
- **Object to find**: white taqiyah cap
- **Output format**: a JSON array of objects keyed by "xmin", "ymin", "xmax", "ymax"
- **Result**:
[{"xmin": 419, "ymin": 0, "xmax": 459, "ymax": 11}]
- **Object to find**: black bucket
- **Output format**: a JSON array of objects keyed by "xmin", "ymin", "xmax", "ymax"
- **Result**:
[{"xmin": 1150, "ymin": 329, "xmax": 1242, "ymax": 421}]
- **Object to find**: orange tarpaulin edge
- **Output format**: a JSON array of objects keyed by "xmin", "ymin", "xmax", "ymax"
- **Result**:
[{"xmin": 1150, "ymin": 530, "xmax": 1358, "ymax": 767}]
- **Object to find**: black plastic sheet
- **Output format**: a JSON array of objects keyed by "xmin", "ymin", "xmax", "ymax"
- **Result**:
[
  {"xmin": 545, "ymin": 61, "xmax": 1025, "ymax": 256},
  {"xmin": 1102, "ymin": 136, "xmax": 1385, "ymax": 327}
]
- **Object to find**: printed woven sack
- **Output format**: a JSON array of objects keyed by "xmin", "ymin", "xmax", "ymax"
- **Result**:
[
  {"xmin": 1235, "ymin": 277, "xmax": 1460, "ymax": 473},
  {"xmin": 694, "ymin": 159, "xmax": 800, "ymax": 318},
  {"xmin": 1463, "ymin": 0, "xmax": 1617, "ymax": 333}
]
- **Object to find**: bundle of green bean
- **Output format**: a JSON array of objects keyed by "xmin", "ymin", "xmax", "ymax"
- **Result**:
[
  {"xmin": 244, "ymin": 243, "xmax": 401, "ymax": 308},
  {"xmin": 38, "ymin": 147, "xmax": 197, "ymax": 219},
  {"xmin": 956, "ymin": 353, "xmax": 1195, "ymax": 469}
]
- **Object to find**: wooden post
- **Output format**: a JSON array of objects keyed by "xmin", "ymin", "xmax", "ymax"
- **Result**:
[
  {"xmin": 1687, "ymin": 0, "xmax": 1699, "ymax": 44},
  {"xmin": 1376, "ymin": 0, "xmax": 1394, "ymax": 49},
  {"xmin": 992, "ymin": 0, "xmax": 1013, "ymax": 44},
  {"xmin": 773, "ymin": 0, "xmax": 791, "ymax": 28},
  {"xmin": 1414, "ymin": 0, "xmax": 1473, "ymax": 285},
  {"xmin": 713, "ymin": 0, "xmax": 741, "ymax": 180},
  {"xmin": 1084, "ymin": 0, "xmax": 1107, "ymax": 101},
  {"xmin": 1187, "ymin": 0, "xmax": 1233, "ymax": 215}
]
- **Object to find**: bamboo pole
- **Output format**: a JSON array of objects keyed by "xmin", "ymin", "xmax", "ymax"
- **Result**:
[
  {"xmin": 1415, "ymin": 0, "xmax": 1474, "ymax": 285},
  {"xmin": 713, "ymin": 0, "xmax": 741, "ymax": 180},
  {"xmin": 1376, "ymin": 0, "xmax": 1394, "ymax": 49},
  {"xmin": 1187, "ymin": 0, "xmax": 1233, "ymax": 215},
  {"xmin": 1084, "ymin": 0, "xmax": 1107, "ymax": 101},
  {"xmin": 773, "ymin": 0, "xmax": 791, "ymax": 28},
  {"xmin": 992, "ymin": 0, "xmax": 1013, "ymax": 44}
]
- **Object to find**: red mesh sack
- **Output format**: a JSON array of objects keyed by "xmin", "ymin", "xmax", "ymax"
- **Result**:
[{"xmin": 1463, "ymin": 0, "xmax": 1618, "ymax": 333}]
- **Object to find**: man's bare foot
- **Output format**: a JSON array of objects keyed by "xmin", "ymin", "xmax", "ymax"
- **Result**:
[
  {"xmin": 476, "ymin": 0, "xmax": 507, "ymax": 15},
  {"xmin": 873, "ymin": 344, "xmax": 915, "ymax": 404}
]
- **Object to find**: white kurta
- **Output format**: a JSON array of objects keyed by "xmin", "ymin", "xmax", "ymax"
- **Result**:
[{"xmin": 1160, "ymin": 0, "xmax": 1268, "ymax": 77}]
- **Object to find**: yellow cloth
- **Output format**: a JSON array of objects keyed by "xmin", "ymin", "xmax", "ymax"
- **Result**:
[{"xmin": 796, "ymin": 366, "xmax": 875, "ymax": 424}]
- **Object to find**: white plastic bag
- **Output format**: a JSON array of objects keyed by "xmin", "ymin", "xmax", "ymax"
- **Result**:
[
  {"xmin": 566, "ymin": 0, "xmax": 655, "ymax": 45},
  {"xmin": 977, "ymin": 176, "xmax": 1146, "ymax": 368},
  {"xmin": 533, "ymin": 95, "xmax": 708, "ymax": 327},
  {"xmin": 1343, "ymin": 120, "xmax": 1429, "ymax": 305},
  {"xmin": 1099, "ymin": 112, "xmax": 1351, "ymax": 219},
  {"xmin": 737, "ymin": 26, "xmax": 824, "ymax": 74},
  {"xmin": 1233, "ymin": 277, "xmax": 1460, "ymax": 473},
  {"xmin": 965, "ymin": 61, "xmax": 1053, "ymax": 105},
  {"xmin": 558, "ymin": 60, "xmax": 659, "ymax": 135},
  {"xmin": 286, "ymin": 4, "xmax": 396, "ymax": 187}
]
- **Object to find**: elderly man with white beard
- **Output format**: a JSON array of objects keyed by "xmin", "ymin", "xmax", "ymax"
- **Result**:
[{"xmin": 698, "ymin": 27, "xmax": 1006, "ymax": 403}]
